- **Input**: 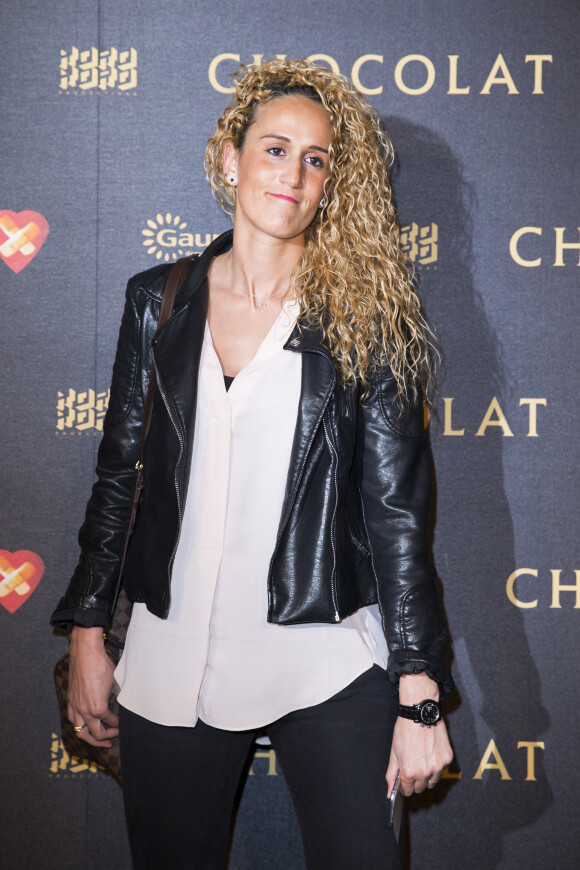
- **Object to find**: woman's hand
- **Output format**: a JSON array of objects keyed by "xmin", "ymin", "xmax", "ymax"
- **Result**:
[
  {"xmin": 386, "ymin": 673, "xmax": 453, "ymax": 797},
  {"xmin": 67, "ymin": 626, "xmax": 119, "ymax": 747}
]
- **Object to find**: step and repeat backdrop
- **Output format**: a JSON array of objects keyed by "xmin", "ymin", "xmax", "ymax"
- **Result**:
[{"xmin": 1, "ymin": 1, "xmax": 578, "ymax": 868}]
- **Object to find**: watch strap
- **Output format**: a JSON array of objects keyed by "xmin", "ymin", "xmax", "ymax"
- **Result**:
[
  {"xmin": 398, "ymin": 702, "xmax": 423, "ymax": 721},
  {"xmin": 397, "ymin": 699, "xmax": 441, "ymax": 726}
]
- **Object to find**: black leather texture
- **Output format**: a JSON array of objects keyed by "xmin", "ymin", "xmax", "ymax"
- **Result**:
[{"xmin": 51, "ymin": 230, "xmax": 453, "ymax": 697}]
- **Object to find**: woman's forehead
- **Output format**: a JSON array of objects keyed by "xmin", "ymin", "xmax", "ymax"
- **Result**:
[{"xmin": 246, "ymin": 94, "xmax": 332, "ymax": 138}]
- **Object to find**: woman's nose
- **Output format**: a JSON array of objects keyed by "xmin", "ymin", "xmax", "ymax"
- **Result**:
[{"xmin": 280, "ymin": 157, "xmax": 302, "ymax": 188}]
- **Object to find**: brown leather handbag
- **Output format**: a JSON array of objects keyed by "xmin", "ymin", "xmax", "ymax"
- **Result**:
[{"xmin": 53, "ymin": 256, "xmax": 194, "ymax": 783}]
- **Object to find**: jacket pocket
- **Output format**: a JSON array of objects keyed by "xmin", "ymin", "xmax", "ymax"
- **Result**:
[{"xmin": 345, "ymin": 485, "xmax": 370, "ymax": 559}]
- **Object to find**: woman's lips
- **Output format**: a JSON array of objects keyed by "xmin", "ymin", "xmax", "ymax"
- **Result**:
[{"xmin": 269, "ymin": 193, "xmax": 299, "ymax": 203}]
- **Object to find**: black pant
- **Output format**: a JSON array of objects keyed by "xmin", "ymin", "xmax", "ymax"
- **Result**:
[{"xmin": 119, "ymin": 665, "xmax": 403, "ymax": 870}]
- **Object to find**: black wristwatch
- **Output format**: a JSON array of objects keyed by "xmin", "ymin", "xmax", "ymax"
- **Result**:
[{"xmin": 397, "ymin": 699, "xmax": 441, "ymax": 727}]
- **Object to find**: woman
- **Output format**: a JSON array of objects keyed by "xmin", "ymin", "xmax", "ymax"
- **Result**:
[{"xmin": 52, "ymin": 59, "xmax": 454, "ymax": 869}]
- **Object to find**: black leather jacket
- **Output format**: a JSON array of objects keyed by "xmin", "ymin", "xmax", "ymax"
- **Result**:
[{"xmin": 51, "ymin": 231, "xmax": 453, "ymax": 696}]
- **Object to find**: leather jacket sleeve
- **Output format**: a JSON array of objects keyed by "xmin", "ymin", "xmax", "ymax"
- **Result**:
[
  {"xmin": 356, "ymin": 372, "xmax": 454, "ymax": 697},
  {"xmin": 50, "ymin": 273, "xmax": 161, "ymax": 630}
]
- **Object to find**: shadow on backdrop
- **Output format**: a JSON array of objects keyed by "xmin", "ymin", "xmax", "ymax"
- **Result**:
[{"xmin": 384, "ymin": 114, "xmax": 552, "ymax": 869}]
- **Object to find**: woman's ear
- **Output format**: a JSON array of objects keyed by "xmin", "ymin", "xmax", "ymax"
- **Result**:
[{"xmin": 223, "ymin": 142, "xmax": 238, "ymax": 186}]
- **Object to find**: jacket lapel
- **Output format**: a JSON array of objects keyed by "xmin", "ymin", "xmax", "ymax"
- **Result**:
[
  {"xmin": 152, "ymin": 231, "xmax": 233, "ymax": 446},
  {"xmin": 152, "ymin": 285, "xmax": 208, "ymax": 446},
  {"xmin": 278, "ymin": 324, "xmax": 336, "ymax": 530}
]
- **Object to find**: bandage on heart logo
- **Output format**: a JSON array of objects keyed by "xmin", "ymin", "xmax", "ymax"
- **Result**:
[
  {"xmin": 0, "ymin": 550, "xmax": 44, "ymax": 613},
  {"xmin": 0, "ymin": 210, "xmax": 50, "ymax": 273}
]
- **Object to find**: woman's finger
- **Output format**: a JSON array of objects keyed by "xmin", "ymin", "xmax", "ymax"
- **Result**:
[
  {"xmin": 87, "ymin": 717, "xmax": 119, "ymax": 742},
  {"xmin": 81, "ymin": 713, "xmax": 119, "ymax": 746},
  {"xmin": 412, "ymin": 777, "xmax": 427, "ymax": 794},
  {"xmin": 68, "ymin": 702, "xmax": 119, "ymax": 746},
  {"xmin": 99, "ymin": 706, "xmax": 119, "ymax": 730}
]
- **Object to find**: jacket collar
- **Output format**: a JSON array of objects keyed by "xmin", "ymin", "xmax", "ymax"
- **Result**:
[
  {"xmin": 152, "ymin": 230, "xmax": 337, "ymax": 469},
  {"xmin": 150, "ymin": 233, "xmax": 233, "ymax": 444},
  {"xmin": 183, "ymin": 228, "xmax": 335, "ymax": 362},
  {"xmin": 177, "ymin": 229, "xmax": 234, "ymax": 305}
]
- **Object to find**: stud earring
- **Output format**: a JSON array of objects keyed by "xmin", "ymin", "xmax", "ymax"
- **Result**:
[
  {"xmin": 228, "ymin": 175, "xmax": 237, "ymax": 185},
  {"xmin": 319, "ymin": 197, "xmax": 327, "ymax": 208}
]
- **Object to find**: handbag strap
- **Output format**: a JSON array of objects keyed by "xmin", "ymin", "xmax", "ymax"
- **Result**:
[
  {"xmin": 108, "ymin": 255, "xmax": 195, "ymax": 623},
  {"xmin": 137, "ymin": 255, "xmax": 193, "ymax": 457}
]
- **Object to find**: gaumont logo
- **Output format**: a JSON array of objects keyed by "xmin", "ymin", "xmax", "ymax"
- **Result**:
[
  {"xmin": 0, "ymin": 210, "xmax": 49, "ymax": 273},
  {"xmin": 142, "ymin": 213, "xmax": 220, "ymax": 261},
  {"xmin": 0, "ymin": 550, "xmax": 44, "ymax": 613},
  {"xmin": 208, "ymin": 53, "xmax": 553, "ymax": 96}
]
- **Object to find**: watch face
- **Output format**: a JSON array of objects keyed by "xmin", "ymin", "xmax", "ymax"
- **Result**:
[{"xmin": 420, "ymin": 701, "xmax": 441, "ymax": 726}]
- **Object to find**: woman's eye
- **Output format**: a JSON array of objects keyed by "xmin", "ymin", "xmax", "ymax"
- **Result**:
[
  {"xmin": 306, "ymin": 155, "xmax": 324, "ymax": 168},
  {"xmin": 267, "ymin": 147, "xmax": 285, "ymax": 156}
]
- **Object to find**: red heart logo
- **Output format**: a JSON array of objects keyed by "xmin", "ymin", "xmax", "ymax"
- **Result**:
[
  {"xmin": 0, "ymin": 210, "xmax": 49, "ymax": 273},
  {"xmin": 0, "ymin": 550, "xmax": 44, "ymax": 613}
]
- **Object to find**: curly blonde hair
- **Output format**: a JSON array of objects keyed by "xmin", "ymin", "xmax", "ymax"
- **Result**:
[{"xmin": 205, "ymin": 58, "xmax": 437, "ymax": 404}]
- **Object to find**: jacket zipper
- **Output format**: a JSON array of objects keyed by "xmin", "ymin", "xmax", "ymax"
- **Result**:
[
  {"xmin": 322, "ymin": 417, "xmax": 340, "ymax": 622},
  {"xmin": 267, "ymin": 348, "xmax": 336, "ymax": 619},
  {"xmin": 155, "ymin": 365, "xmax": 185, "ymax": 618}
]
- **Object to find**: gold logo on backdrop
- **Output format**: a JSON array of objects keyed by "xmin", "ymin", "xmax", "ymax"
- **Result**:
[
  {"xmin": 472, "ymin": 740, "xmax": 545, "ymax": 781},
  {"xmin": 439, "ymin": 740, "xmax": 545, "ymax": 782},
  {"xmin": 56, "ymin": 388, "xmax": 110, "ymax": 434},
  {"xmin": 506, "ymin": 569, "xmax": 580, "ymax": 609},
  {"xmin": 50, "ymin": 733, "xmax": 105, "ymax": 776},
  {"xmin": 510, "ymin": 227, "xmax": 580, "ymax": 267},
  {"xmin": 208, "ymin": 53, "xmax": 553, "ymax": 96},
  {"xmin": 142, "ymin": 213, "xmax": 220, "ymax": 261},
  {"xmin": 400, "ymin": 222, "xmax": 438, "ymax": 268},
  {"xmin": 439, "ymin": 397, "xmax": 547, "ymax": 437},
  {"xmin": 59, "ymin": 47, "xmax": 137, "ymax": 93},
  {"xmin": 248, "ymin": 747, "xmax": 278, "ymax": 776}
]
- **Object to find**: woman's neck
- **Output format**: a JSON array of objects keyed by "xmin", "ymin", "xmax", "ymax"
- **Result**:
[{"xmin": 228, "ymin": 224, "xmax": 304, "ymax": 302}]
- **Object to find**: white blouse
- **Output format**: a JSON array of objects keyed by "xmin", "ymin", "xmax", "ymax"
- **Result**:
[{"xmin": 115, "ymin": 300, "xmax": 389, "ymax": 729}]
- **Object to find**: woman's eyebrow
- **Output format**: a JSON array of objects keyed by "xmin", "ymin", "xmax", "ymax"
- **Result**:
[{"xmin": 260, "ymin": 134, "xmax": 328, "ymax": 154}]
